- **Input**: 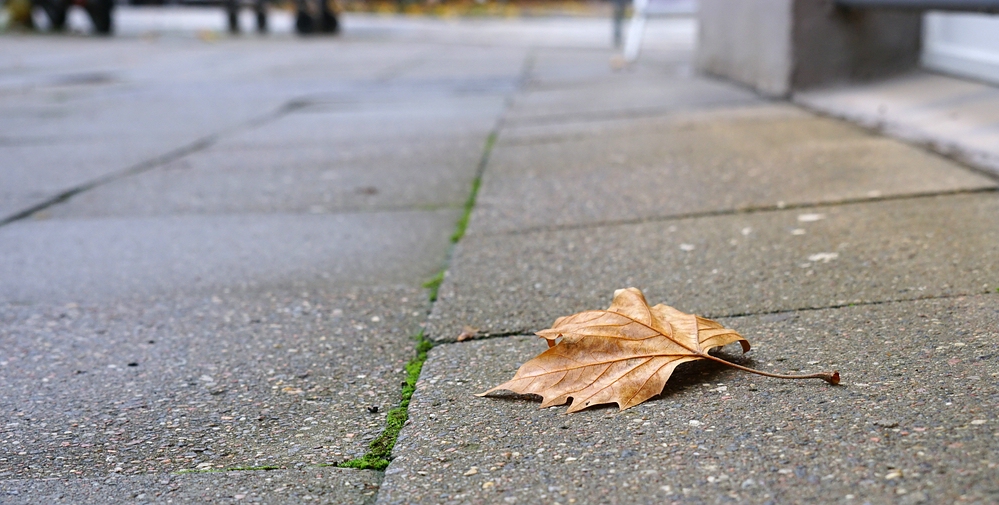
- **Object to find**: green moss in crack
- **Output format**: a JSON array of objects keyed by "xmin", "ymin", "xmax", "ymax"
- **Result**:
[
  {"xmin": 451, "ymin": 177, "xmax": 481, "ymax": 243},
  {"xmin": 338, "ymin": 332, "xmax": 433, "ymax": 471},
  {"xmin": 451, "ymin": 132, "xmax": 495, "ymax": 243},
  {"xmin": 422, "ymin": 270, "xmax": 445, "ymax": 302}
]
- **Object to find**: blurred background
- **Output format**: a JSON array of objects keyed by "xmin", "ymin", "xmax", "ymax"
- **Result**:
[{"xmin": 2, "ymin": 0, "xmax": 998, "ymax": 88}]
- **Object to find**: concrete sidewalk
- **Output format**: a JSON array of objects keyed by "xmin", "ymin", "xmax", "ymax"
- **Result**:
[
  {"xmin": 2, "ymin": 12, "xmax": 998, "ymax": 505},
  {"xmin": 0, "ymin": 15, "xmax": 529, "ymax": 503},
  {"xmin": 382, "ymin": 34, "xmax": 999, "ymax": 505}
]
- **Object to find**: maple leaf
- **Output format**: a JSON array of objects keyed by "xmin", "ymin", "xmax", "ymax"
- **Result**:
[{"xmin": 479, "ymin": 288, "xmax": 839, "ymax": 413}]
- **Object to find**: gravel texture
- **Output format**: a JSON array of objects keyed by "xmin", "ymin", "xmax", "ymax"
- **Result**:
[
  {"xmin": 0, "ymin": 287, "xmax": 426, "ymax": 478},
  {"xmin": 381, "ymin": 295, "xmax": 999, "ymax": 505},
  {"xmin": 428, "ymin": 193, "xmax": 999, "ymax": 341},
  {"xmin": 1, "ymin": 467, "xmax": 382, "ymax": 504}
]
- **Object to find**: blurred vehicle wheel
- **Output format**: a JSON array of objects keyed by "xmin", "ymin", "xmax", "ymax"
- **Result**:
[
  {"xmin": 41, "ymin": 0, "xmax": 69, "ymax": 30},
  {"xmin": 295, "ymin": 8, "xmax": 312, "ymax": 34},
  {"xmin": 255, "ymin": 5, "xmax": 267, "ymax": 33},
  {"xmin": 227, "ymin": 11, "xmax": 239, "ymax": 32},
  {"xmin": 319, "ymin": 8, "xmax": 337, "ymax": 33},
  {"xmin": 86, "ymin": 0, "xmax": 113, "ymax": 34}
]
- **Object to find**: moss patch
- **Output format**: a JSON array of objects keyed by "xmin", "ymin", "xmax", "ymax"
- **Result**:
[
  {"xmin": 422, "ymin": 270, "xmax": 446, "ymax": 302},
  {"xmin": 337, "ymin": 332, "xmax": 433, "ymax": 471},
  {"xmin": 450, "ymin": 132, "xmax": 495, "ymax": 243},
  {"xmin": 338, "ymin": 130, "xmax": 493, "ymax": 472}
]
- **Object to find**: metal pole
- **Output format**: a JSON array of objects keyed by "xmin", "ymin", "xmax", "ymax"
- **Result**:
[
  {"xmin": 623, "ymin": 0, "xmax": 648, "ymax": 62},
  {"xmin": 612, "ymin": 0, "xmax": 627, "ymax": 47}
]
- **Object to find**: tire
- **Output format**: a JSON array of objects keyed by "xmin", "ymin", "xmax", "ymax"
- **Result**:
[
  {"xmin": 319, "ymin": 9, "xmax": 337, "ymax": 34},
  {"xmin": 255, "ymin": 9, "xmax": 267, "ymax": 33},
  {"xmin": 86, "ymin": 0, "xmax": 113, "ymax": 35},
  {"xmin": 226, "ymin": 0, "xmax": 239, "ymax": 33},
  {"xmin": 295, "ymin": 9, "xmax": 312, "ymax": 34},
  {"xmin": 227, "ymin": 10, "xmax": 239, "ymax": 33},
  {"xmin": 42, "ymin": 0, "xmax": 69, "ymax": 31}
]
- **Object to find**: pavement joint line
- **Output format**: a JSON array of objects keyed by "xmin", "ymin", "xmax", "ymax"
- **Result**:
[
  {"xmin": 705, "ymin": 290, "xmax": 999, "ymax": 320},
  {"xmin": 333, "ymin": 49, "xmax": 537, "ymax": 488},
  {"xmin": 502, "ymin": 97, "xmax": 768, "ymax": 128},
  {"xmin": 425, "ymin": 49, "xmax": 538, "ymax": 299},
  {"xmin": 336, "ymin": 331, "xmax": 434, "ymax": 472},
  {"xmin": 450, "ymin": 133, "xmax": 493, "ymax": 243},
  {"xmin": 472, "ymin": 186, "xmax": 999, "ymax": 239},
  {"xmin": 174, "ymin": 465, "xmax": 282, "ymax": 475},
  {"xmin": 794, "ymin": 95, "xmax": 999, "ymax": 183},
  {"xmin": 441, "ymin": 291, "xmax": 999, "ymax": 343},
  {"xmin": 279, "ymin": 202, "xmax": 466, "ymax": 217},
  {"xmin": 0, "ymin": 136, "xmax": 215, "ymax": 228},
  {"xmin": 0, "ymin": 135, "xmax": 66, "ymax": 147},
  {"xmin": 422, "ymin": 270, "xmax": 446, "ymax": 302},
  {"xmin": 0, "ymin": 97, "xmax": 312, "ymax": 228},
  {"xmin": 494, "ymin": 102, "xmax": 795, "ymax": 148}
]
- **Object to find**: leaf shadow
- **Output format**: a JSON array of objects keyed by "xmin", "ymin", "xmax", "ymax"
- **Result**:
[
  {"xmin": 480, "ymin": 391, "xmax": 620, "ymax": 413},
  {"xmin": 651, "ymin": 349, "xmax": 757, "ymax": 401},
  {"xmin": 481, "ymin": 392, "xmax": 543, "ymax": 405}
]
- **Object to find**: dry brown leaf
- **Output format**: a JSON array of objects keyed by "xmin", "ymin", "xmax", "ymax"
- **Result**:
[
  {"xmin": 478, "ymin": 288, "xmax": 839, "ymax": 413},
  {"xmin": 456, "ymin": 326, "xmax": 479, "ymax": 342}
]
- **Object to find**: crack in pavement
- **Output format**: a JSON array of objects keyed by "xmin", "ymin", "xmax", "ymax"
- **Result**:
[
  {"xmin": 357, "ymin": 46, "xmax": 539, "ymax": 501},
  {"xmin": 466, "ymin": 186, "xmax": 999, "ymax": 239},
  {"xmin": 437, "ymin": 290, "xmax": 999, "ymax": 344},
  {"xmin": 0, "ymin": 98, "xmax": 312, "ymax": 228}
]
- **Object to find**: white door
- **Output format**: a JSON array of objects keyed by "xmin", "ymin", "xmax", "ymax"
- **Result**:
[{"xmin": 922, "ymin": 12, "xmax": 999, "ymax": 85}]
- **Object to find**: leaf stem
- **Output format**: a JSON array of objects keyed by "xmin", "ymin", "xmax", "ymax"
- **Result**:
[{"xmin": 699, "ymin": 352, "xmax": 840, "ymax": 385}]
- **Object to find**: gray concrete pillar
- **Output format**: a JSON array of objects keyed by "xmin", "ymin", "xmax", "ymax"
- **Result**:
[{"xmin": 697, "ymin": 0, "xmax": 923, "ymax": 97}]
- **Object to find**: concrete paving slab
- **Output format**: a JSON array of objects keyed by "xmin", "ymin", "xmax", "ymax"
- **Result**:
[
  {"xmin": 0, "ymin": 286, "xmax": 424, "ymax": 478},
  {"xmin": 525, "ymin": 47, "xmax": 693, "ymax": 90},
  {"xmin": 2, "ymin": 467, "xmax": 382, "ymax": 504},
  {"xmin": 505, "ymin": 74, "xmax": 760, "ymax": 125},
  {"xmin": 471, "ymin": 107, "xmax": 997, "ymax": 234},
  {"xmin": 0, "ymin": 36, "xmax": 415, "ymax": 97},
  {"xmin": 496, "ymin": 102, "xmax": 811, "ymax": 145},
  {"xmin": 45, "ymin": 138, "xmax": 486, "ymax": 218},
  {"xmin": 380, "ymin": 295, "xmax": 999, "ymax": 504},
  {"xmin": 0, "ymin": 210, "xmax": 457, "ymax": 304},
  {"xmin": 0, "ymin": 196, "xmax": 47, "ymax": 224},
  {"xmin": 387, "ymin": 45, "xmax": 527, "ymax": 84},
  {"xmin": 0, "ymin": 87, "xmax": 272, "ymax": 145},
  {"xmin": 214, "ymin": 97, "xmax": 503, "ymax": 150},
  {"xmin": 795, "ymin": 71, "xmax": 999, "ymax": 177},
  {"xmin": 1, "ymin": 139, "xmax": 182, "ymax": 217},
  {"xmin": 0, "ymin": 37, "xmax": 502, "ymax": 223},
  {"xmin": 428, "ymin": 193, "xmax": 999, "ymax": 340}
]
